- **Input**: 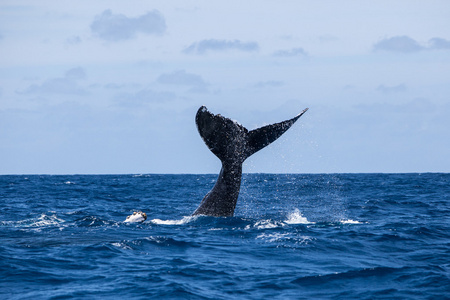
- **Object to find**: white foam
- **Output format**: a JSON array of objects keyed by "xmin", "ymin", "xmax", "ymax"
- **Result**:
[
  {"xmin": 284, "ymin": 208, "xmax": 314, "ymax": 224},
  {"xmin": 340, "ymin": 219, "xmax": 362, "ymax": 224},
  {"xmin": 257, "ymin": 232, "xmax": 290, "ymax": 242},
  {"xmin": 30, "ymin": 214, "xmax": 65, "ymax": 227},
  {"xmin": 18, "ymin": 214, "xmax": 67, "ymax": 232},
  {"xmin": 255, "ymin": 220, "xmax": 281, "ymax": 229},
  {"xmin": 111, "ymin": 242, "xmax": 132, "ymax": 250},
  {"xmin": 256, "ymin": 232, "xmax": 313, "ymax": 244},
  {"xmin": 244, "ymin": 219, "xmax": 283, "ymax": 230},
  {"xmin": 150, "ymin": 216, "xmax": 197, "ymax": 225}
]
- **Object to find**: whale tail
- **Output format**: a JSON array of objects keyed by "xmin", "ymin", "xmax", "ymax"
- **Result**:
[
  {"xmin": 193, "ymin": 105, "xmax": 308, "ymax": 217},
  {"xmin": 195, "ymin": 106, "xmax": 308, "ymax": 164}
]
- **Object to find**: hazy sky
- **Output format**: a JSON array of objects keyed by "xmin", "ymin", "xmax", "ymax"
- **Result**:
[{"xmin": 1, "ymin": 1, "xmax": 449, "ymax": 174}]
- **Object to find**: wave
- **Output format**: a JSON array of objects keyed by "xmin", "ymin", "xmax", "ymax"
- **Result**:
[
  {"xmin": 75, "ymin": 216, "xmax": 115, "ymax": 227},
  {"xmin": 2, "ymin": 213, "xmax": 67, "ymax": 231},
  {"xmin": 340, "ymin": 219, "xmax": 362, "ymax": 224},
  {"xmin": 291, "ymin": 266, "xmax": 410, "ymax": 286},
  {"xmin": 147, "ymin": 209, "xmax": 361, "ymax": 229},
  {"xmin": 29, "ymin": 213, "xmax": 66, "ymax": 228},
  {"xmin": 256, "ymin": 232, "xmax": 313, "ymax": 244},
  {"xmin": 150, "ymin": 216, "xmax": 198, "ymax": 225}
]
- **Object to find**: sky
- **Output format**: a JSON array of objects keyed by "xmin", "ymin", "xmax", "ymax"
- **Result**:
[{"xmin": 1, "ymin": 1, "xmax": 449, "ymax": 174}]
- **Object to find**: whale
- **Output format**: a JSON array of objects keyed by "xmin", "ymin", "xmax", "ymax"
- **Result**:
[{"xmin": 193, "ymin": 106, "xmax": 308, "ymax": 217}]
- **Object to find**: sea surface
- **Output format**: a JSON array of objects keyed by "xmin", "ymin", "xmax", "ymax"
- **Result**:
[{"xmin": 1, "ymin": 173, "xmax": 449, "ymax": 299}]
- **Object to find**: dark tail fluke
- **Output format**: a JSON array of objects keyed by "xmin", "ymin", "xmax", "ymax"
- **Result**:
[
  {"xmin": 244, "ymin": 108, "xmax": 308, "ymax": 158},
  {"xmin": 193, "ymin": 106, "xmax": 308, "ymax": 217},
  {"xmin": 195, "ymin": 106, "xmax": 308, "ymax": 164}
]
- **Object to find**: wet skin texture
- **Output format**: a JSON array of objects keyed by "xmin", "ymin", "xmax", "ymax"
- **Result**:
[{"xmin": 193, "ymin": 106, "xmax": 308, "ymax": 217}]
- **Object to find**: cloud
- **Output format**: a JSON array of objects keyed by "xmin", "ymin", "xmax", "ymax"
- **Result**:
[
  {"xmin": 65, "ymin": 35, "xmax": 82, "ymax": 45},
  {"xmin": 104, "ymin": 83, "xmax": 126, "ymax": 89},
  {"xmin": 65, "ymin": 67, "xmax": 86, "ymax": 80},
  {"xmin": 373, "ymin": 36, "xmax": 424, "ymax": 53},
  {"xmin": 273, "ymin": 47, "xmax": 307, "ymax": 57},
  {"xmin": 373, "ymin": 36, "xmax": 450, "ymax": 53},
  {"xmin": 318, "ymin": 35, "xmax": 338, "ymax": 43},
  {"xmin": 376, "ymin": 84, "xmax": 407, "ymax": 94},
  {"xmin": 253, "ymin": 80, "xmax": 284, "ymax": 88},
  {"xmin": 116, "ymin": 88, "xmax": 176, "ymax": 107},
  {"xmin": 19, "ymin": 67, "xmax": 88, "ymax": 95},
  {"xmin": 429, "ymin": 37, "xmax": 450, "ymax": 50},
  {"xmin": 91, "ymin": 9, "xmax": 166, "ymax": 41},
  {"xmin": 183, "ymin": 39, "xmax": 259, "ymax": 55},
  {"xmin": 157, "ymin": 70, "xmax": 206, "ymax": 86},
  {"xmin": 355, "ymin": 97, "xmax": 436, "ymax": 114},
  {"xmin": 157, "ymin": 70, "xmax": 209, "ymax": 93}
]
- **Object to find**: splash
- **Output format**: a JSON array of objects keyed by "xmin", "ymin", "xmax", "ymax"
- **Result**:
[
  {"xmin": 284, "ymin": 208, "xmax": 314, "ymax": 224},
  {"xmin": 340, "ymin": 219, "xmax": 362, "ymax": 224},
  {"xmin": 250, "ymin": 219, "xmax": 283, "ymax": 229},
  {"xmin": 150, "ymin": 216, "xmax": 197, "ymax": 225}
]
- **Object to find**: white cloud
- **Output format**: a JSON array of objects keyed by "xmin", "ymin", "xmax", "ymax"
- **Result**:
[
  {"xmin": 157, "ymin": 70, "xmax": 209, "ymax": 93},
  {"xmin": 65, "ymin": 35, "xmax": 81, "ymax": 45},
  {"xmin": 355, "ymin": 97, "xmax": 436, "ymax": 114},
  {"xmin": 318, "ymin": 35, "xmax": 338, "ymax": 43},
  {"xmin": 373, "ymin": 36, "xmax": 450, "ymax": 53},
  {"xmin": 116, "ymin": 88, "xmax": 176, "ymax": 107},
  {"xmin": 104, "ymin": 83, "xmax": 126, "ymax": 90},
  {"xmin": 90, "ymin": 9, "xmax": 166, "ymax": 41},
  {"xmin": 273, "ymin": 47, "xmax": 307, "ymax": 57},
  {"xmin": 183, "ymin": 39, "xmax": 259, "ymax": 55},
  {"xmin": 376, "ymin": 84, "xmax": 407, "ymax": 94},
  {"xmin": 19, "ymin": 67, "xmax": 88, "ymax": 96},
  {"xmin": 65, "ymin": 67, "xmax": 86, "ymax": 80},
  {"xmin": 429, "ymin": 37, "xmax": 450, "ymax": 50},
  {"xmin": 373, "ymin": 36, "xmax": 424, "ymax": 53},
  {"xmin": 253, "ymin": 80, "xmax": 284, "ymax": 88},
  {"xmin": 157, "ymin": 70, "xmax": 206, "ymax": 86}
]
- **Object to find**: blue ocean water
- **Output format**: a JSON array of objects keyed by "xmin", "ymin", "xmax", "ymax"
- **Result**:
[{"xmin": 0, "ymin": 173, "xmax": 449, "ymax": 299}]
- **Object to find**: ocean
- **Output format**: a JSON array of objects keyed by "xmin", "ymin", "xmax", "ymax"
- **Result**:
[{"xmin": 1, "ymin": 173, "xmax": 449, "ymax": 299}]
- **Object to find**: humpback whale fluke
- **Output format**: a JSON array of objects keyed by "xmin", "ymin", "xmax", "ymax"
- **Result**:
[{"xmin": 193, "ymin": 106, "xmax": 308, "ymax": 217}]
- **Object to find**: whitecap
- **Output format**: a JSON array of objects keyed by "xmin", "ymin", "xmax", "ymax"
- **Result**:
[
  {"xmin": 16, "ymin": 214, "xmax": 67, "ymax": 232},
  {"xmin": 284, "ymin": 208, "xmax": 314, "ymax": 224},
  {"xmin": 244, "ymin": 219, "xmax": 283, "ymax": 230},
  {"xmin": 257, "ymin": 232, "xmax": 290, "ymax": 242},
  {"xmin": 150, "ymin": 216, "xmax": 197, "ymax": 225},
  {"xmin": 254, "ymin": 219, "xmax": 282, "ymax": 229},
  {"xmin": 29, "ymin": 214, "xmax": 65, "ymax": 227},
  {"xmin": 256, "ymin": 232, "xmax": 313, "ymax": 244},
  {"xmin": 111, "ymin": 242, "xmax": 132, "ymax": 250},
  {"xmin": 340, "ymin": 219, "xmax": 362, "ymax": 224}
]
